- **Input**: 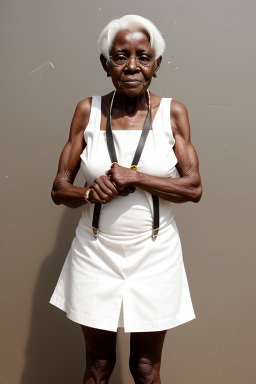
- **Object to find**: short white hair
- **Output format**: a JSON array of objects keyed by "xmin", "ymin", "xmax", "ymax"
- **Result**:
[{"xmin": 98, "ymin": 15, "xmax": 166, "ymax": 60}]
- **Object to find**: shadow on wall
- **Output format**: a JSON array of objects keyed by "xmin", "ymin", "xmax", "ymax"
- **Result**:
[{"xmin": 21, "ymin": 208, "xmax": 123, "ymax": 384}]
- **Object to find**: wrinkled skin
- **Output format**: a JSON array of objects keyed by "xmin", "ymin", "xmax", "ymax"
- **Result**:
[{"xmin": 51, "ymin": 29, "xmax": 202, "ymax": 383}]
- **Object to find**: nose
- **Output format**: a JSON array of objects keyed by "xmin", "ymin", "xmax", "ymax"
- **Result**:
[{"xmin": 126, "ymin": 56, "xmax": 138, "ymax": 71}]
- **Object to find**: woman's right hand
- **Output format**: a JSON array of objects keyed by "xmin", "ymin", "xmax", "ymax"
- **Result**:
[{"xmin": 90, "ymin": 175, "xmax": 119, "ymax": 204}]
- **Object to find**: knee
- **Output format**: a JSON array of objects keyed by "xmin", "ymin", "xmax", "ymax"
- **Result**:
[
  {"xmin": 87, "ymin": 356, "xmax": 116, "ymax": 383},
  {"xmin": 129, "ymin": 357, "xmax": 156, "ymax": 384}
]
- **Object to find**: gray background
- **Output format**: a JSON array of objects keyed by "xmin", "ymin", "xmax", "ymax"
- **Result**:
[{"xmin": 1, "ymin": 0, "xmax": 256, "ymax": 383}]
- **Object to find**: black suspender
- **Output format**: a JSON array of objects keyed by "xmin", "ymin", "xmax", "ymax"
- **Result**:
[{"xmin": 92, "ymin": 91, "xmax": 159, "ymax": 239}]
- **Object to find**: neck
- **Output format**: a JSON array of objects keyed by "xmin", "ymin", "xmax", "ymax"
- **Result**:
[{"xmin": 113, "ymin": 91, "xmax": 149, "ymax": 115}]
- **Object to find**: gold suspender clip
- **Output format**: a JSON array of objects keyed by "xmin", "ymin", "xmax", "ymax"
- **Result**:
[{"xmin": 152, "ymin": 228, "xmax": 159, "ymax": 240}]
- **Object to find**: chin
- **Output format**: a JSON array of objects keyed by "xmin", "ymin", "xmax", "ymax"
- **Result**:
[{"xmin": 117, "ymin": 83, "xmax": 148, "ymax": 97}]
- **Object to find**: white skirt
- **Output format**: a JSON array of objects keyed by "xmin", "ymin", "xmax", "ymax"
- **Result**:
[
  {"xmin": 50, "ymin": 95, "xmax": 195, "ymax": 332},
  {"xmin": 50, "ymin": 201, "xmax": 195, "ymax": 333}
]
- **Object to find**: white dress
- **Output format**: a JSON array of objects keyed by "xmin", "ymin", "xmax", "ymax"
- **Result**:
[{"xmin": 49, "ymin": 96, "xmax": 195, "ymax": 333}]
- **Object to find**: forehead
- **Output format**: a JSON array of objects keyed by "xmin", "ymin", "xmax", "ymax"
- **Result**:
[{"xmin": 111, "ymin": 30, "xmax": 153, "ymax": 53}]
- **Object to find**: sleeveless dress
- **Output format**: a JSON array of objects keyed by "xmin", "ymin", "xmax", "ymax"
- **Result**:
[{"xmin": 49, "ymin": 96, "xmax": 195, "ymax": 333}]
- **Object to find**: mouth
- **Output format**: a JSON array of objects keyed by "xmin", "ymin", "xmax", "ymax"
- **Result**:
[{"xmin": 122, "ymin": 79, "xmax": 143, "ymax": 85}]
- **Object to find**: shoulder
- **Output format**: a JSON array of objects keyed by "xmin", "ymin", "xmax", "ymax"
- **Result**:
[
  {"xmin": 170, "ymin": 99, "xmax": 190, "ymax": 140},
  {"xmin": 75, "ymin": 97, "xmax": 93, "ymax": 120},
  {"xmin": 67, "ymin": 97, "xmax": 93, "ymax": 141},
  {"xmin": 69, "ymin": 97, "xmax": 93, "ymax": 137},
  {"xmin": 170, "ymin": 99, "xmax": 188, "ymax": 122}
]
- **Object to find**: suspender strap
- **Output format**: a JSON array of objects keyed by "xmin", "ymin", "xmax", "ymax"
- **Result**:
[
  {"xmin": 106, "ymin": 107, "xmax": 152, "ymax": 166},
  {"xmin": 106, "ymin": 112, "xmax": 118, "ymax": 163},
  {"xmin": 92, "ymin": 202, "xmax": 101, "ymax": 237},
  {"xmin": 93, "ymin": 194, "xmax": 159, "ymax": 239},
  {"xmin": 131, "ymin": 109, "xmax": 151, "ymax": 166},
  {"xmin": 92, "ymin": 91, "xmax": 159, "ymax": 239},
  {"xmin": 152, "ymin": 194, "xmax": 159, "ymax": 238}
]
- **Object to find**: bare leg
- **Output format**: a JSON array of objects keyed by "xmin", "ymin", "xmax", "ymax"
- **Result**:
[
  {"xmin": 81, "ymin": 325, "xmax": 117, "ymax": 384},
  {"xmin": 129, "ymin": 330, "xmax": 167, "ymax": 384}
]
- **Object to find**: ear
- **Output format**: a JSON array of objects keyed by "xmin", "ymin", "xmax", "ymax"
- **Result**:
[
  {"xmin": 100, "ymin": 54, "xmax": 110, "ymax": 75},
  {"xmin": 154, "ymin": 56, "xmax": 162, "ymax": 76}
]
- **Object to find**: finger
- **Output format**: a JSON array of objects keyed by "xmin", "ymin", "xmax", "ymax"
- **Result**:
[
  {"xmin": 91, "ymin": 183, "xmax": 110, "ymax": 201},
  {"xmin": 90, "ymin": 188, "xmax": 106, "ymax": 204},
  {"xmin": 104, "ymin": 177, "xmax": 118, "ymax": 195},
  {"xmin": 92, "ymin": 179, "xmax": 117, "ymax": 201},
  {"xmin": 95, "ymin": 176, "xmax": 118, "ymax": 197},
  {"xmin": 106, "ymin": 175, "xmax": 117, "ymax": 189}
]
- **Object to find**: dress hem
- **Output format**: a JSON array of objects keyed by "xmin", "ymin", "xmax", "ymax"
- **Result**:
[{"xmin": 49, "ymin": 294, "xmax": 196, "ymax": 333}]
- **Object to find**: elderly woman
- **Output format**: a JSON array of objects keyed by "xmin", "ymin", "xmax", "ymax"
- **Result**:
[{"xmin": 50, "ymin": 14, "xmax": 202, "ymax": 384}]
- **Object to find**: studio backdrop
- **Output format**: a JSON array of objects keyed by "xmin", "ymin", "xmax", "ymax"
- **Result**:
[{"xmin": 1, "ymin": 1, "xmax": 255, "ymax": 383}]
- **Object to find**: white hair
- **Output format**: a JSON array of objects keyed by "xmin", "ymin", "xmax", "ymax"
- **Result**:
[{"xmin": 98, "ymin": 15, "xmax": 166, "ymax": 60}]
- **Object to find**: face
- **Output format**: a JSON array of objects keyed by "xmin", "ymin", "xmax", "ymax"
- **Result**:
[{"xmin": 102, "ymin": 30, "xmax": 161, "ymax": 97}]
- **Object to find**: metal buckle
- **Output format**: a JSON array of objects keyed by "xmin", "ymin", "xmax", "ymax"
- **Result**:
[
  {"xmin": 93, "ymin": 227, "xmax": 98, "ymax": 238},
  {"xmin": 152, "ymin": 228, "xmax": 159, "ymax": 239}
]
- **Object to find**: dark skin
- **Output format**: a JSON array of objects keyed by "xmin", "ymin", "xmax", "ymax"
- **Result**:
[
  {"xmin": 51, "ymin": 31, "xmax": 202, "ymax": 207},
  {"xmin": 51, "ymin": 30, "xmax": 202, "ymax": 384}
]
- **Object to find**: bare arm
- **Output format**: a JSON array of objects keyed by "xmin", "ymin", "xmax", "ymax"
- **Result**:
[
  {"xmin": 106, "ymin": 100, "xmax": 202, "ymax": 203},
  {"xmin": 51, "ymin": 98, "xmax": 118, "ymax": 207},
  {"xmin": 51, "ymin": 98, "xmax": 92, "ymax": 207}
]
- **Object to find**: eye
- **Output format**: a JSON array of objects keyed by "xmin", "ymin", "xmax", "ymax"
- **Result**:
[
  {"xmin": 138, "ymin": 55, "xmax": 151, "ymax": 62},
  {"xmin": 113, "ymin": 55, "xmax": 127, "ymax": 63}
]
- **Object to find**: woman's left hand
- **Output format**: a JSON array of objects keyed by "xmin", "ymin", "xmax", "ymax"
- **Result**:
[{"xmin": 106, "ymin": 163, "xmax": 138, "ymax": 192}]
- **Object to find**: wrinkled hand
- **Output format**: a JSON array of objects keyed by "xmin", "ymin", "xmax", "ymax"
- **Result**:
[
  {"xmin": 105, "ymin": 163, "xmax": 137, "ymax": 193},
  {"xmin": 90, "ymin": 175, "xmax": 118, "ymax": 204}
]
